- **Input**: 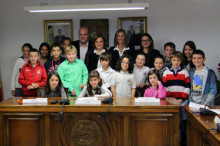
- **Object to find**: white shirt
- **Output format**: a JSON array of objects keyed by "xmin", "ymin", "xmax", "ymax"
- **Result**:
[
  {"xmin": 114, "ymin": 45, "xmax": 129, "ymax": 57},
  {"xmin": 111, "ymin": 71, "xmax": 136, "ymax": 97},
  {"xmin": 80, "ymin": 42, "xmax": 89, "ymax": 62},
  {"xmin": 78, "ymin": 85, "xmax": 112, "ymax": 97},
  {"xmin": 94, "ymin": 49, "xmax": 106, "ymax": 69},
  {"xmin": 96, "ymin": 66, "xmax": 115, "ymax": 88},
  {"xmin": 133, "ymin": 65, "xmax": 150, "ymax": 84}
]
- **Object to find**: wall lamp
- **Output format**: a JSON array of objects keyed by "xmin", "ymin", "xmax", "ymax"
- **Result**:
[{"xmin": 24, "ymin": 3, "xmax": 149, "ymax": 13}]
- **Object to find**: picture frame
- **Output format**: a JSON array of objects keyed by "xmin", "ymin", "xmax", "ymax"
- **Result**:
[
  {"xmin": 118, "ymin": 17, "xmax": 147, "ymax": 46},
  {"xmin": 44, "ymin": 19, "xmax": 73, "ymax": 46},
  {"xmin": 80, "ymin": 19, "xmax": 109, "ymax": 47}
]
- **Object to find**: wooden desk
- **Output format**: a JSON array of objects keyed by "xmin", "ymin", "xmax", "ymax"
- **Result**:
[
  {"xmin": 0, "ymin": 97, "xmax": 181, "ymax": 146},
  {"xmin": 185, "ymin": 106, "xmax": 220, "ymax": 146}
]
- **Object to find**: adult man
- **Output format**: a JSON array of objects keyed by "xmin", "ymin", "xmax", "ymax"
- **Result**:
[{"xmin": 72, "ymin": 27, "xmax": 93, "ymax": 62}]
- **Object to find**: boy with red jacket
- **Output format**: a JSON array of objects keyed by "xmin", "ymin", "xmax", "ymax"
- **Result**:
[{"xmin": 18, "ymin": 48, "xmax": 47, "ymax": 96}]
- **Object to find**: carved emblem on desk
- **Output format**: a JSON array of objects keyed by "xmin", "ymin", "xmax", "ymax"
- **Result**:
[{"xmin": 71, "ymin": 120, "xmax": 102, "ymax": 145}]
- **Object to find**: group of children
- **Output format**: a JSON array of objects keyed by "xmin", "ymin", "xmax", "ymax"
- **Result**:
[{"xmin": 11, "ymin": 40, "xmax": 217, "ymax": 107}]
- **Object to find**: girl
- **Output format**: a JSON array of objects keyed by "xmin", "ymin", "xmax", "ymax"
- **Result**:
[
  {"xmin": 144, "ymin": 69, "xmax": 166, "ymax": 98},
  {"xmin": 111, "ymin": 54, "xmax": 136, "ymax": 97},
  {"xmin": 85, "ymin": 34, "xmax": 110, "ymax": 72},
  {"xmin": 11, "ymin": 43, "xmax": 33, "ymax": 96},
  {"xmin": 182, "ymin": 41, "xmax": 196, "ymax": 71},
  {"xmin": 109, "ymin": 29, "xmax": 134, "ymax": 69},
  {"xmin": 78, "ymin": 70, "xmax": 112, "ymax": 98},
  {"xmin": 135, "ymin": 33, "xmax": 160, "ymax": 68},
  {"xmin": 41, "ymin": 71, "xmax": 67, "ymax": 97},
  {"xmin": 39, "ymin": 42, "xmax": 51, "ymax": 65}
]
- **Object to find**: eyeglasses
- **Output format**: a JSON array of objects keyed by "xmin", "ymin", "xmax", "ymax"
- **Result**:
[
  {"xmin": 122, "ymin": 61, "xmax": 129, "ymax": 65},
  {"xmin": 141, "ymin": 40, "xmax": 151, "ymax": 42}
]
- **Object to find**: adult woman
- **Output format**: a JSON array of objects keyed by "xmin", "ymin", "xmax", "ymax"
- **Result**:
[
  {"xmin": 109, "ymin": 29, "xmax": 133, "ymax": 69},
  {"xmin": 85, "ymin": 34, "xmax": 109, "ymax": 72},
  {"xmin": 135, "ymin": 33, "xmax": 160, "ymax": 68},
  {"xmin": 182, "ymin": 40, "xmax": 196, "ymax": 71},
  {"xmin": 39, "ymin": 42, "xmax": 51, "ymax": 65}
]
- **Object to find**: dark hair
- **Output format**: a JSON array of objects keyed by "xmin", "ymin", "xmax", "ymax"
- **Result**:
[
  {"xmin": 93, "ymin": 34, "xmax": 106, "ymax": 49},
  {"xmin": 115, "ymin": 54, "xmax": 134, "ymax": 74},
  {"xmin": 147, "ymin": 69, "xmax": 161, "ymax": 86},
  {"xmin": 44, "ymin": 71, "xmax": 63, "ymax": 97},
  {"xmin": 164, "ymin": 42, "xmax": 176, "ymax": 50},
  {"xmin": 170, "ymin": 51, "xmax": 184, "ymax": 68},
  {"xmin": 29, "ymin": 48, "xmax": 39, "ymax": 55},
  {"xmin": 113, "ymin": 29, "xmax": 128, "ymax": 48},
  {"xmin": 22, "ymin": 43, "xmax": 33, "ymax": 51},
  {"xmin": 182, "ymin": 41, "xmax": 196, "ymax": 66},
  {"xmin": 100, "ymin": 52, "xmax": 111, "ymax": 62},
  {"xmin": 39, "ymin": 42, "xmax": 51, "ymax": 60},
  {"xmin": 87, "ymin": 70, "xmax": 103, "ymax": 96},
  {"xmin": 154, "ymin": 54, "xmax": 165, "ymax": 63},
  {"xmin": 193, "ymin": 49, "xmax": 205, "ymax": 59},
  {"xmin": 62, "ymin": 37, "xmax": 71, "ymax": 44},
  {"xmin": 51, "ymin": 42, "xmax": 61, "ymax": 50},
  {"xmin": 139, "ymin": 33, "xmax": 154, "ymax": 53}
]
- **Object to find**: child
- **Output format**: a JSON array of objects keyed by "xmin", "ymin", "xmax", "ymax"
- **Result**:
[
  {"xmin": 152, "ymin": 54, "xmax": 168, "ymax": 78},
  {"xmin": 44, "ymin": 42, "xmax": 65, "ymax": 74},
  {"xmin": 78, "ymin": 70, "xmax": 112, "ymax": 98},
  {"xmin": 41, "ymin": 71, "xmax": 67, "ymax": 97},
  {"xmin": 96, "ymin": 52, "xmax": 115, "ymax": 89},
  {"xmin": 133, "ymin": 53, "xmax": 150, "ymax": 97},
  {"xmin": 163, "ymin": 51, "xmax": 190, "ymax": 103},
  {"xmin": 11, "ymin": 43, "xmax": 33, "ymax": 96},
  {"xmin": 164, "ymin": 42, "xmax": 176, "ymax": 68},
  {"xmin": 182, "ymin": 41, "xmax": 196, "ymax": 71},
  {"xmin": 189, "ymin": 50, "xmax": 217, "ymax": 106},
  {"xmin": 18, "ymin": 48, "xmax": 47, "ymax": 97},
  {"xmin": 57, "ymin": 45, "xmax": 88, "ymax": 97},
  {"xmin": 111, "ymin": 54, "xmax": 136, "ymax": 97},
  {"xmin": 60, "ymin": 37, "xmax": 71, "ymax": 58},
  {"xmin": 162, "ymin": 51, "xmax": 190, "ymax": 146},
  {"xmin": 144, "ymin": 69, "xmax": 166, "ymax": 98}
]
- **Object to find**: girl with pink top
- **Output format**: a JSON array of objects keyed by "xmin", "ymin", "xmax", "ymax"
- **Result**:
[{"xmin": 144, "ymin": 69, "xmax": 166, "ymax": 98}]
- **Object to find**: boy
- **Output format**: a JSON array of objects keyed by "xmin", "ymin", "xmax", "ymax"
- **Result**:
[
  {"xmin": 189, "ymin": 50, "xmax": 217, "ymax": 106},
  {"xmin": 57, "ymin": 45, "xmax": 88, "ymax": 97},
  {"xmin": 162, "ymin": 51, "xmax": 190, "ymax": 146},
  {"xmin": 153, "ymin": 54, "xmax": 168, "ymax": 78},
  {"xmin": 96, "ymin": 52, "xmax": 115, "ymax": 89},
  {"xmin": 60, "ymin": 37, "xmax": 71, "ymax": 58},
  {"xmin": 18, "ymin": 48, "xmax": 47, "ymax": 96},
  {"xmin": 133, "ymin": 53, "xmax": 150, "ymax": 97},
  {"xmin": 44, "ymin": 42, "xmax": 65, "ymax": 74},
  {"xmin": 164, "ymin": 42, "xmax": 176, "ymax": 68},
  {"xmin": 163, "ymin": 51, "xmax": 190, "ymax": 103}
]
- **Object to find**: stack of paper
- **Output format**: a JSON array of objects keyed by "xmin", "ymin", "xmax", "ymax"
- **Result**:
[{"xmin": 189, "ymin": 102, "xmax": 207, "ymax": 112}]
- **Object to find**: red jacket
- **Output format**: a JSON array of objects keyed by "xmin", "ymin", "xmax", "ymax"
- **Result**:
[{"xmin": 18, "ymin": 61, "xmax": 47, "ymax": 96}]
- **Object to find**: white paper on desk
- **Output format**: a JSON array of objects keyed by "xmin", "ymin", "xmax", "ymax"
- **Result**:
[
  {"xmin": 23, "ymin": 98, "xmax": 48, "ymax": 104},
  {"xmin": 189, "ymin": 102, "xmax": 208, "ymax": 112},
  {"xmin": 209, "ymin": 109, "xmax": 220, "ymax": 114},
  {"xmin": 135, "ymin": 97, "xmax": 160, "ymax": 103},
  {"xmin": 75, "ymin": 97, "xmax": 101, "ymax": 105}
]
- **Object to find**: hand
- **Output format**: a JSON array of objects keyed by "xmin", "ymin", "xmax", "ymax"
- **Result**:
[
  {"xmin": 71, "ymin": 89, "xmax": 76, "ymax": 96},
  {"xmin": 32, "ymin": 83, "xmax": 39, "ymax": 88},
  {"xmin": 166, "ymin": 97, "xmax": 182, "ymax": 105},
  {"xmin": 80, "ymin": 84, "xmax": 86, "ymax": 88},
  {"xmin": 11, "ymin": 90, "xmax": 16, "ymax": 96},
  {"xmin": 136, "ymin": 84, "xmax": 141, "ymax": 88},
  {"xmin": 27, "ymin": 85, "xmax": 34, "ymax": 90}
]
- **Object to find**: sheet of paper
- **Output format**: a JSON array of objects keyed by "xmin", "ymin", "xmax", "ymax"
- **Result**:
[
  {"xmin": 209, "ymin": 109, "xmax": 220, "ymax": 114},
  {"xmin": 135, "ymin": 97, "xmax": 160, "ymax": 103},
  {"xmin": 22, "ymin": 98, "xmax": 48, "ymax": 105},
  {"xmin": 75, "ymin": 97, "xmax": 101, "ymax": 105}
]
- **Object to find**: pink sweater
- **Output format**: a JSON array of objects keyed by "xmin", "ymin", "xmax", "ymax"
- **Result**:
[{"xmin": 144, "ymin": 84, "xmax": 166, "ymax": 98}]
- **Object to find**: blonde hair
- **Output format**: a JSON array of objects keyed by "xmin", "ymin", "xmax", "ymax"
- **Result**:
[{"xmin": 65, "ymin": 45, "xmax": 77, "ymax": 54}]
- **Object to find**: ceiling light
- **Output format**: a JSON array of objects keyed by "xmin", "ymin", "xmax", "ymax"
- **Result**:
[{"xmin": 24, "ymin": 3, "xmax": 149, "ymax": 13}]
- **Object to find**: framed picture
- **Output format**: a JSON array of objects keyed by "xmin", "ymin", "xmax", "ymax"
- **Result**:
[
  {"xmin": 118, "ymin": 17, "xmax": 147, "ymax": 46},
  {"xmin": 80, "ymin": 19, "xmax": 109, "ymax": 47},
  {"xmin": 44, "ymin": 19, "xmax": 73, "ymax": 46}
]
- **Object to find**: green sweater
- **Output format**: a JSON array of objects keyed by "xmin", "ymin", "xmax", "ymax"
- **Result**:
[{"xmin": 57, "ymin": 59, "xmax": 88, "ymax": 97}]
